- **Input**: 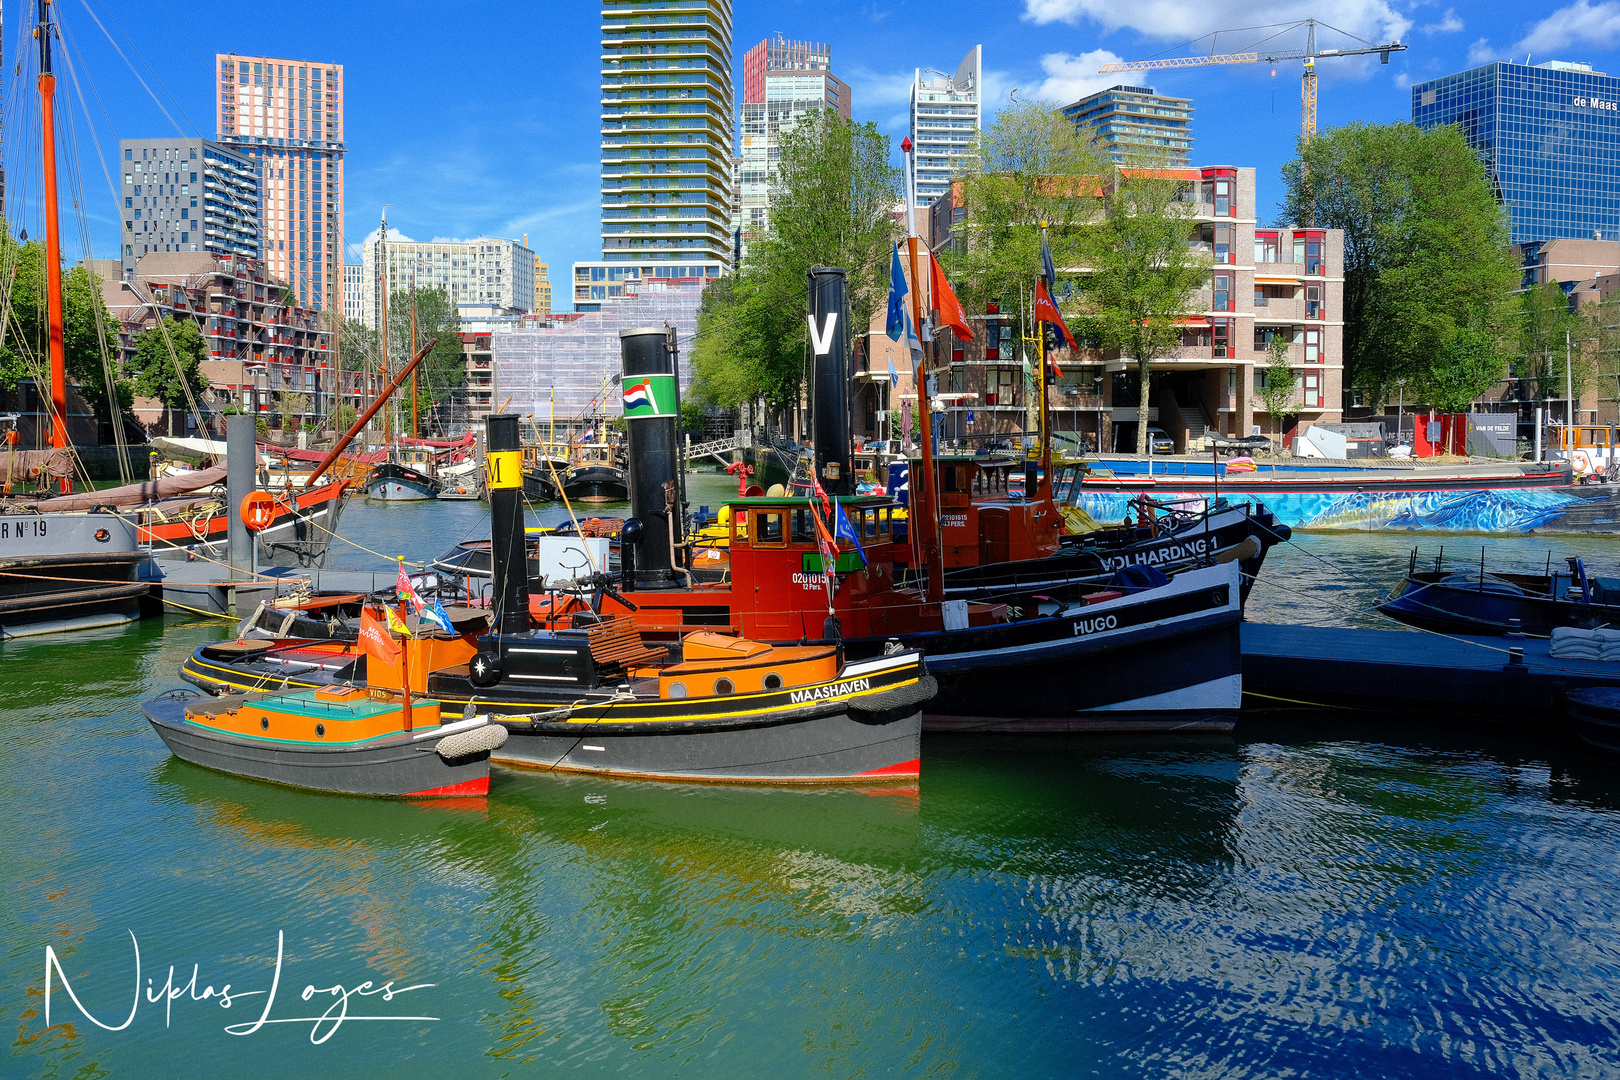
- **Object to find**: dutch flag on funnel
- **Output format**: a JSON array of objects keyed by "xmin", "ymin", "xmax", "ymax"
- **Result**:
[{"xmin": 623, "ymin": 378, "xmax": 655, "ymax": 415}]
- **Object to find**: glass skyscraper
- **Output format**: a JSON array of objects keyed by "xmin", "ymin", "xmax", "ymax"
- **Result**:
[{"xmin": 1412, "ymin": 60, "xmax": 1620, "ymax": 243}]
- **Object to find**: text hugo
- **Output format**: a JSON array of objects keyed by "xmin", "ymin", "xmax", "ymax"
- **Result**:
[{"xmin": 43, "ymin": 931, "xmax": 435, "ymax": 1044}]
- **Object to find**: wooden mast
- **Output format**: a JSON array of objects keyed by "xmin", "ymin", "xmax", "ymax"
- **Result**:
[
  {"xmin": 378, "ymin": 210, "xmax": 390, "ymax": 448},
  {"xmin": 35, "ymin": 0, "xmax": 70, "ymax": 492},
  {"xmin": 901, "ymin": 136, "xmax": 943, "ymax": 603},
  {"xmin": 410, "ymin": 294, "xmax": 418, "ymax": 438}
]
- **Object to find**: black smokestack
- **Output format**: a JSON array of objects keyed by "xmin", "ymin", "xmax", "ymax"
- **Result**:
[
  {"xmin": 486, "ymin": 413, "xmax": 530, "ymax": 636},
  {"xmin": 808, "ymin": 266, "xmax": 852, "ymax": 496},
  {"xmin": 620, "ymin": 325, "xmax": 682, "ymax": 585}
]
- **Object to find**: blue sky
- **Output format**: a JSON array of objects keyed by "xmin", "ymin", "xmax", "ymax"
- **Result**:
[{"xmin": 13, "ymin": 0, "xmax": 1620, "ymax": 305}]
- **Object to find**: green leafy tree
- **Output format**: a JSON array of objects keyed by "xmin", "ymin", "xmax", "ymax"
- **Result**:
[
  {"xmin": 679, "ymin": 398, "xmax": 706, "ymax": 436},
  {"xmin": 386, "ymin": 288, "xmax": 463, "ymax": 433},
  {"xmin": 1280, "ymin": 122, "xmax": 1518, "ymax": 405},
  {"xmin": 129, "ymin": 316, "xmax": 209, "ymax": 436},
  {"xmin": 275, "ymin": 390, "xmax": 311, "ymax": 431},
  {"xmin": 1515, "ymin": 282, "xmax": 1588, "ymax": 406},
  {"xmin": 1255, "ymin": 332, "xmax": 1297, "ymax": 433},
  {"xmin": 0, "ymin": 236, "xmax": 129, "ymax": 421},
  {"xmin": 693, "ymin": 111, "xmax": 900, "ymax": 412},
  {"xmin": 1081, "ymin": 168, "xmax": 1211, "ymax": 454},
  {"xmin": 946, "ymin": 98, "xmax": 1106, "ymax": 312},
  {"xmin": 329, "ymin": 402, "xmax": 358, "ymax": 434}
]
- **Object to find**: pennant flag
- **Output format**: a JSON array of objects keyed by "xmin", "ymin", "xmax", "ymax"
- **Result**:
[
  {"xmin": 885, "ymin": 245, "xmax": 908, "ymax": 342},
  {"xmin": 396, "ymin": 559, "xmax": 422, "ymax": 614},
  {"xmin": 833, "ymin": 503, "xmax": 868, "ymax": 567},
  {"xmin": 420, "ymin": 597, "xmax": 455, "ymax": 635},
  {"xmin": 1034, "ymin": 277, "xmax": 1076, "ymax": 365},
  {"xmin": 386, "ymin": 603, "xmax": 413, "ymax": 639},
  {"xmin": 1040, "ymin": 231, "xmax": 1058, "ymax": 293},
  {"xmin": 929, "ymin": 256, "xmax": 974, "ymax": 343},
  {"xmin": 810, "ymin": 474, "xmax": 832, "ymax": 518},
  {"xmin": 359, "ymin": 606, "xmax": 401, "ymax": 666},
  {"xmin": 888, "ymin": 357, "xmax": 898, "ymax": 388}
]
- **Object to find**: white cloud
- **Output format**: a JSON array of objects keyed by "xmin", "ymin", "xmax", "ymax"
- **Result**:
[
  {"xmin": 1421, "ymin": 8, "xmax": 1463, "ymax": 33},
  {"xmin": 1394, "ymin": 72, "xmax": 1413, "ymax": 88},
  {"xmin": 1021, "ymin": 0, "xmax": 1411, "ymax": 48},
  {"xmin": 1515, "ymin": 0, "xmax": 1620, "ymax": 53},
  {"xmin": 846, "ymin": 67, "xmax": 918, "ymax": 110},
  {"xmin": 1466, "ymin": 37, "xmax": 1502, "ymax": 64},
  {"xmin": 1024, "ymin": 50, "xmax": 1130, "ymax": 105}
]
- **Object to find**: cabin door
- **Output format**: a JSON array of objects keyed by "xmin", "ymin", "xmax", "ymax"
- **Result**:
[{"xmin": 980, "ymin": 508, "xmax": 1010, "ymax": 565}]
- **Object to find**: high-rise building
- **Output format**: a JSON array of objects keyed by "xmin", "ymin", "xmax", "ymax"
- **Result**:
[
  {"xmin": 360, "ymin": 234, "xmax": 537, "ymax": 329},
  {"xmin": 569, "ymin": 260, "xmax": 720, "ymax": 312},
  {"xmin": 1060, "ymin": 84, "xmax": 1193, "ymax": 165},
  {"xmin": 1414, "ymin": 60, "xmax": 1620, "ymax": 243},
  {"xmin": 910, "ymin": 46, "xmax": 981, "ymax": 211},
  {"xmin": 343, "ymin": 263, "xmax": 364, "ymax": 323},
  {"xmin": 534, "ymin": 257, "xmax": 552, "ymax": 314},
  {"xmin": 737, "ymin": 37, "xmax": 850, "ymax": 256},
  {"xmin": 599, "ymin": 0, "xmax": 735, "ymax": 268},
  {"xmin": 215, "ymin": 53, "xmax": 345, "ymax": 314},
  {"xmin": 119, "ymin": 137, "xmax": 259, "ymax": 278}
]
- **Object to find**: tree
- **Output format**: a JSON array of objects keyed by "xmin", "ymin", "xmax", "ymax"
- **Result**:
[
  {"xmin": 274, "ymin": 390, "xmax": 311, "ymax": 431},
  {"xmin": 129, "ymin": 317, "xmax": 209, "ymax": 436},
  {"xmin": 946, "ymin": 99, "xmax": 1106, "ymax": 313},
  {"xmin": 1081, "ymin": 168, "xmax": 1211, "ymax": 454},
  {"xmin": 329, "ymin": 402, "xmax": 358, "ymax": 434},
  {"xmin": 693, "ymin": 111, "xmax": 900, "ymax": 413},
  {"xmin": 386, "ymin": 288, "xmax": 462, "ymax": 433},
  {"xmin": 1515, "ymin": 282, "xmax": 1588, "ymax": 406},
  {"xmin": 1255, "ymin": 332, "xmax": 1297, "ymax": 436},
  {"xmin": 1280, "ymin": 122, "xmax": 1518, "ymax": 405},
  {"xmin": 0, "ymin": 234, "xmax": 129, "ymax": 422}
]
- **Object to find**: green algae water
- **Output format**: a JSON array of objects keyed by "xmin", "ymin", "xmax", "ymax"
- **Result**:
[{"xmin": 6, "ymin": 480, "xmax": 1620, "ymax": 1078}]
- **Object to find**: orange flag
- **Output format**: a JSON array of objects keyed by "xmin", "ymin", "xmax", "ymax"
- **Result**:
[
  {"xmin": 929, "ymin": 256, "xmax": 974, "ymax": 343},
  {"xmin": 1034, "ymin": 278, "xmax": 1075, "ymax": 377}
]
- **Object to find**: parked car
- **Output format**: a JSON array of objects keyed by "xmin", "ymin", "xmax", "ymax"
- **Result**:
[{"xmin": 1145, "ymin": 426, "xmax": 1176, "ymax": 454}]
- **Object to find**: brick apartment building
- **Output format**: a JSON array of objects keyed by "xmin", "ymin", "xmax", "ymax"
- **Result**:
[{"xmin": 923, "ymin": 165, "xmax": 1346, "ymax": 453}]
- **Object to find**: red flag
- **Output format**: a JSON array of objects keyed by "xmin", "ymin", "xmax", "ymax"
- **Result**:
[
  {"xmin": 929, "ymin": 256, "xmax": 974, "ymax": 343},
  {"xmin": 1034, "ymin": 278, "xmax": 1075, "ymax": 377}
]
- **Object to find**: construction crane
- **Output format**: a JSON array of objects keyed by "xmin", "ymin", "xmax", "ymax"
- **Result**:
[{"xmin": 1099, "ymin": 19, "xmax": 1407, "ymax": 139}]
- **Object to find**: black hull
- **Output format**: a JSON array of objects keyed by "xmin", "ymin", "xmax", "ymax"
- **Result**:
[
  {"xmin": 1567, "ymin": 688, "xmax": 1620, "ymax": 754},
  {"xmin": 366, "ymin": 463, "xmax": 440, "ymax": 501},
  {"xmin": 563, "ymin": 465, "xmax": 628, "ymax": 503},
  {"xmin": 142, "ymin": 693, "xmax": 492, "ymax": 797},
  {"xmin": 0, "ymin": 550, "xmax": 147, "ymax": 632},
  {"xmin": 258, "ymin": 488, "xmax": 347, "ymax": 569},
  {"xmin": 853, "ymin": 562, "xmax": 1243, "ymax": 731},
  {"xmin": 522, "ymin": 469, "xmax": 560, "ymax": 502},
  {"xmin": 1378, "ymin": 575, "xmax": 1620, "ymax": 636}
]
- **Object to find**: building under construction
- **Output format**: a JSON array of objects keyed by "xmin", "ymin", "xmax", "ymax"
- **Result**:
[{"xmin": 493, "ymin": 280, "xmax": 704, "ymax": 428}]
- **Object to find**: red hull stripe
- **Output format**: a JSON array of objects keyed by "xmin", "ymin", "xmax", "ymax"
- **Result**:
[
  {"xmin": 406, "ymin": 776, "xmax": 490, "ymax": 798},
  {"xmin": 856, "ymin": 758, "xmax": 920, "ymax": 778}
]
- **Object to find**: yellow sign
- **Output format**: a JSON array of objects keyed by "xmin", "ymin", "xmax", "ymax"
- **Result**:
[{"xmin": 485, "ymin": 450, "xmax": 522, "ymax": 490}]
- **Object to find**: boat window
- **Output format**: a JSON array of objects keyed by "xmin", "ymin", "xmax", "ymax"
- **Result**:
[
  {"xmin": 791, "ymin": 507, "xmax": 816, "ymax": 543},
  {"xmin": 944, "ymin": 465, "xmax": 968, "ymax": 493},
  {"xmin": 877, "ymin": 507, "xmax": 890, "ymax": 536},
  {"xmin": 864, "ymin": 509, "xmax": 878, "ymax": 537},
  {"xmin": 755, "ymin": 512, "xmax": 785, "ymax": 546}
]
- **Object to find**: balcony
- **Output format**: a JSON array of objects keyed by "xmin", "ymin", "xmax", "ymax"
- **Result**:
[{"xmin": 1252, "ymin": 297, "xmax": 1305, "ymax": 321}]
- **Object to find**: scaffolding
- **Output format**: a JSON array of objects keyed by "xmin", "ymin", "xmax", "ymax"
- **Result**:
[{"xmin": 493, "ymin": 281, "xmax": 704, "ymax": 423}]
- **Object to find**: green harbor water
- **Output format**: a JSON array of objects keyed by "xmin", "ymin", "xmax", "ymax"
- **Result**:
[{"xmin": 6, "ymin": 474, "xmax": 1620, "ymax": 1078}]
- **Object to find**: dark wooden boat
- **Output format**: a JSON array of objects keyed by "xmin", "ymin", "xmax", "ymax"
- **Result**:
[
  {"xmin": 1566, "ymin": 687, "xmax": 1620, "ymax": 754},
  {"xmin": 1378, "ymin": 551, "xmax": 1620, "ymax": 636},
  {"xmin": 366, "ymin": 458, "xmax": 439, "ymax": 501},
  {"xmin": 142, "ymin": 685, "xmax": 502, "ymax": 798},
  {"xmin": 563, "ymin": 442, "xmax": 628, "ymax": 503}
]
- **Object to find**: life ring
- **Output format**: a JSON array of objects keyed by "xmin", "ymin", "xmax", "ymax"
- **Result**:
[{"xmin": 1573, "ymin": 449, "xmax": 1593, "ymax": 475}]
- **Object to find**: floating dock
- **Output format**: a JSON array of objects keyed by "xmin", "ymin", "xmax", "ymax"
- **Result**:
[{"xmin": 1242, "ymin": 623, "xmax": 1620, "ymax": 720}]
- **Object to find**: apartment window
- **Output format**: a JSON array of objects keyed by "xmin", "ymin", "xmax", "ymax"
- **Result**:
[
  {"xmin": 124, "ymin": 148, "xmax": 131, "ymax": 160},
  {"xmin": 124, "ymin": 197, "xmax": 132, "ymax": 208},
  {"xmin": 1213, "ymin": 272, "xmax": 1230, "ymax": 312},
  {"xmin": 1305, "ymin": 285, "xmax": 1321, "ymax": 319},
  {"xmin": 1302, "ymin": 370, "xmax": 1322, "ymax": 407},
  {"xmin": 1212, "ymin": 318, "xmax": 1231, "ymax": 358},
  {"xmin": 1254, "ymin": 232, "xmax": 1279, "ymax": 263},
  {"xmin": 1304, "ymin": 328, "xmax": 1321, "ymax": 364}
]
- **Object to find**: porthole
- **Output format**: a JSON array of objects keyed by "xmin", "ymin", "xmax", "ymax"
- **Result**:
[
  {"xmin": 763, "ymin": 672, "xmax": 783, "ymax": 690},
  {"xmin": 315, "ymin": 723, "xmax": 326, "ymax": 738},
  {"xmin": 668, "ymin": 681, "xmax": 687, "ymax": 699},
  {"xmin": 260, "ymin": 717, "xmax": 269, "ymax": 731},
  {"xmin": 714, "ymin": 678, "xmax": 734, "ymax": 696}
]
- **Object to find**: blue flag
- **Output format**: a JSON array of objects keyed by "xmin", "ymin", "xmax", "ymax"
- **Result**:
[
  {"xmin": 420, "ymin": 597, "xmax": 455, "ymax": 634},
  {"xmin": 888, "ymin": 357, "xmax": 898, "ymax": 388},
  {"xmin": 833, "ymin": 503, "xmax": 868, "ymax": 567},
  {"xmin": 885, "ymin": 244, "xmax": 907, "ymax": 342},
  {"xmin": 1041, "ymin": 231, "xmax": 1057, "ymax": 293}
]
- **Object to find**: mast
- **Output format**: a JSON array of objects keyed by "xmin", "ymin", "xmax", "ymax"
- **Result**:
[
  {"xmin": 1039, "ymin": 221, "xmax": 1052, "ymax": 476},
  {"xmin": 409, "ymin": 293, "xmax": 418, "ymax": 439},
  {"xmin": 35, "ymin": 0, "xmax": 70, "ymax": 490},
  {"xmin": 378, "ymin": 209, "xmax": 390, "ymax": 447},
  {"xmin": 901, "ymin": 136, "xmax": 943, "ymax": 603}
]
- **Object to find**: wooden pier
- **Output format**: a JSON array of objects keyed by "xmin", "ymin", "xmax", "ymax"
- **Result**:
[{"xmin": 1242, "ymin": 623, "xmax": 1620, "ymax": 720}]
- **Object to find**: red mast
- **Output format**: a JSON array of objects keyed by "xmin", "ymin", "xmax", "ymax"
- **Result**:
[{"xmin": 35, "ymin": 0, "xmax": 71, "ymax": 491}]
